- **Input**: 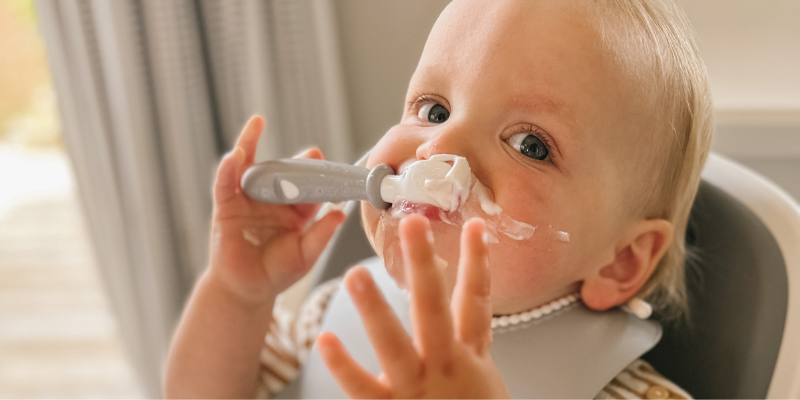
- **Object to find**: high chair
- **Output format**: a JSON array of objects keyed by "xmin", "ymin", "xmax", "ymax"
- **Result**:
[
  {"xmin": 300, "ymin": 152, "xmax": 800, "ymax": 399},
  {"xmin": 644, "ymin": 153, "xmax": 800, "ymax": 399}
]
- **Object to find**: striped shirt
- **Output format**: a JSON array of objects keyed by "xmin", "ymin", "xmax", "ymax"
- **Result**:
[{"xmin": 256, "ymin": 279, "xmax": 692, "ymax": 399}]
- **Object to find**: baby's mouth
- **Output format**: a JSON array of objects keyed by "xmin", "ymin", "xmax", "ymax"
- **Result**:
[{"xmin": 391, "ymin": 200, "xmax": 443, "ymax": 221}]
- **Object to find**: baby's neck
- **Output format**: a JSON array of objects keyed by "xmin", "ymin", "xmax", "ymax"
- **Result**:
[{"xmin": 491, "ymin": 291, "xmax": 581, "ymax": 328}]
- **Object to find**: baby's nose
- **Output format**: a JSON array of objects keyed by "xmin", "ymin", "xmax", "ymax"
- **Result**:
[
  {"xmin": 415, "ymin": 140, "xmax": 433, "ymax": 161},
  {"xmin": 414, "ymin": 120, "xmax": 474, "ymax": 162}
]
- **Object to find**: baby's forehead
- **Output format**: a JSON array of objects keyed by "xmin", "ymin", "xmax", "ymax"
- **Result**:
[
  {"xmin": 414, "ymin": 0, "xmax": 664, "ymax": 180},
  {"xmin": 420, "ymin": 0, "xmax": 618, "ymax": 96},
  {"xmin": 419, "ymin": 1, "xmax": 635, "ymax": 133},
  {"xmin": 430, "ymin": 0, "xmax": 594, "ymax": 49}
]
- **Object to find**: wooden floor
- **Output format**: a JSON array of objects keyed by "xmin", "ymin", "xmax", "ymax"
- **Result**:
[{"xmin": 0, "ymin": 147, "xmax": 142, "ymax": 398}]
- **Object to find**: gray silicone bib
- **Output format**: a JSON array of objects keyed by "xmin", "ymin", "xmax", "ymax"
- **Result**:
[{"xmin": 275, "ymin": 257, "xmax": 661, "ymax": 399}]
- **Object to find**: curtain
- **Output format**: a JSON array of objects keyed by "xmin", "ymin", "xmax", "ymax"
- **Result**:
[{"xmin": 34, "ymin": 0, "xmax": 352, "ymax": 396}]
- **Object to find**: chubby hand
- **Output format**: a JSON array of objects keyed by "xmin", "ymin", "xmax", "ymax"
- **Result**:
[
  {"xmin": 317, "ymin": 215, "xmax": 510, "ymax": 399},
  {"xmin": 209, "ymin": 116, "xmax": 345, "ymax": 304}
]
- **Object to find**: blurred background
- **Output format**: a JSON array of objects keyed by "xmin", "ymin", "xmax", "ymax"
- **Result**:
[{"xmin": 0, "ymin": 0, "xmax": 797, "ymax": 397}]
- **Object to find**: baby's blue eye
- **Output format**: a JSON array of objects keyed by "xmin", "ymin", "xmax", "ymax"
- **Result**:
[
  {"xmin": 418, "ymin": 103, "xmax": 449, "ymax": 123},
  {"xmin": 507, "ymin": 133, "xmax": 549, "ymax": 160}
]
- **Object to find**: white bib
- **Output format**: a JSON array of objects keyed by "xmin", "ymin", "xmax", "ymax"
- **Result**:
[{"xmin": 276, "ymin": 257, "xmax": 661, "ymax": 399}]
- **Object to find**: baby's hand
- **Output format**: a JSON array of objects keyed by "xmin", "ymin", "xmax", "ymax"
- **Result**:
[
  {"xmin": 209, "ymin": 116, "xmax": 345, "ymax": 304},
  {"xmin": 318, "ymin": 215, "xmax": 510, "ymax": 399}
]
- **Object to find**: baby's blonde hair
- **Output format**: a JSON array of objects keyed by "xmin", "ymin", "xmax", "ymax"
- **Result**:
[{"xmin": 586, "ymin": 0, "xmax": 714, "ymax": 321}]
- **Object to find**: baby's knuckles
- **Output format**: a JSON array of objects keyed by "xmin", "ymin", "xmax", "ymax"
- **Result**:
[{"xmin": 399, "ymin": 349, "xmax": 508, "ymax": 399}]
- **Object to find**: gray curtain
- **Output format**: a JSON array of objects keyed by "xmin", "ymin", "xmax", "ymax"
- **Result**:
[{"xmin": 34, "ymin": 0, "xmax": 352, "ymax": 396}]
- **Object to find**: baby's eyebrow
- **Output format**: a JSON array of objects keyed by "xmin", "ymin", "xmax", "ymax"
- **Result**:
[
  {"xmin": 514, "ymin": 93, "xmax": 567, "ymax": 118},
  {"xmin": 511, "ymin": 93, "xmax": 579, "ymax": 159},
  {"xmin": 513, "ymin": 93, "xmax": 578, "ymax": 135}
]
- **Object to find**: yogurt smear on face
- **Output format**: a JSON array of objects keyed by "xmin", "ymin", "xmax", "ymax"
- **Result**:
[{"xmin": 378, "ymin": 154, "xmax": 535, "ymax": 241}]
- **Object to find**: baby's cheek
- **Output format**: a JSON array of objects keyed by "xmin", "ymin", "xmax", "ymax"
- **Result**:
[
  {"xmin": 361, "ymin": 209, "xmax": 465, "ymax": 292},
  {"xmin": 487, "ymin": 237, "xmax": 567, "ymax": 312},
  {"xmin": 360, "ymin": 202, "xmax": 380, "ymax": 252},
  {"xmin": 360, "ymin": 206, "xmax": 408, "ymax": 287}
]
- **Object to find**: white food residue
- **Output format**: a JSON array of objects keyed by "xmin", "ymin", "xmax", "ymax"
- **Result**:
[
  {"xmin": 547, "ymin": 225, "xmax": 571, "ymax": 243},
  {"xmin": 472, "ymin": 181, "xmax": 503, "ymax": 216},
  {"xmin": 382, "ymin": 155, "xmax": 535, "ymax": 241},
  {"xmin": 380, "ymin": 154, "xmax": 471, "ymax": 212},
  {"xmin": 242, "ymin": 229, "xmax": 261, "ymax": 246}
]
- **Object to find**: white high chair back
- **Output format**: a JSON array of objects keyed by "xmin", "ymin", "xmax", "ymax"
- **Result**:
[
  {"xmin": 305, "ymin": 152, "xmax": 800, "ymax": 399},
  {"xmin": 643, "ymin": 153, "xmax": 800, "ymax": 399}
]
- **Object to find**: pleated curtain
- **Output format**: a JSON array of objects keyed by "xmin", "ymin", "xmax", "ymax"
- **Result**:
[{"xmin": 34, "ymin": 0, "xmax": 352, "ymax": 395}]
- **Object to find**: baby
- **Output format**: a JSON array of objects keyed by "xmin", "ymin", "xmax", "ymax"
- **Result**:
[{"xmin": 165, "ymin": 0, "xmax": 712, "ymax": 398}]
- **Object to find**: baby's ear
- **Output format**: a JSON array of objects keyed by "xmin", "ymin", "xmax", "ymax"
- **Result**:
[{"xmin": 581, "ymin": 219, "xmax": 673, "ymax": 311}]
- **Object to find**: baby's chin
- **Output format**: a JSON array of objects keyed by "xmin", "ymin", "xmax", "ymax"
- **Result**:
[{"xmin": 361, "ymin": 201, "xmax": 462, "ymax": 289}]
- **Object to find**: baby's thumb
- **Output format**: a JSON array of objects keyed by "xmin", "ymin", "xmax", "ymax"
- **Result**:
[
  {"xmin": 300, "ymin": 210, "xmax": 346, "ymax": 269},
  {"xmin": 293, "ymin": 146, "xmax": 324, "ymax": 160},
  {"xmin": 213, "ymin": 147, "xmax": 246, "ymax": 204}
]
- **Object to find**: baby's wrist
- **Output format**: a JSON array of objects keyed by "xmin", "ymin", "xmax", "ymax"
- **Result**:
[{"xmin": 200, "ymin": 268, "xmax": 279, "ymax": 311}]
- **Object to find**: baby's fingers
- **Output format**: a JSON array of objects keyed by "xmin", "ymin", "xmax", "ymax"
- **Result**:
[
  {"xmin": 300, "ymin": 210, "xmax": 346, "ymax": 270},
  {"xmin": 451, "ymin": 218, "xmax": 492, "ymax": 354},
  {"xmin": 234, "ymin": 115, "xmax": 265, "ymax": 167},
  {"xmin": 401, "ymin": 215, "xmax": 454, "ymax": 361},
  {"xmin": 213, "ymin": 147, "xmax": 246, "ymax": 204},
  {"xmin": 214, "ymin": 116, "xmax": 263, "ymax": 206},
  {"xmin": 317, "ymin": 332, "xmax": 389, "ymax": 399},
  {"xmin": 290, "ymin": 147, "xmax": 325, "ymax": 220},
  {"xmin": 344, "ymin": 266, "xmax": 421, "ymax": 389}
]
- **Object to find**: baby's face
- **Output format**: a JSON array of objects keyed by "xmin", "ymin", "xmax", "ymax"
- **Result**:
[{"xmin": 362, "ymin": 0, "xmax": 646, "ymax": 314}]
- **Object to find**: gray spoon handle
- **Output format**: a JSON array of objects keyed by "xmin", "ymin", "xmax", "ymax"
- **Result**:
[{"xmin": 240, "ymin": 158, "xmax": 394, "ymax": 209}]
